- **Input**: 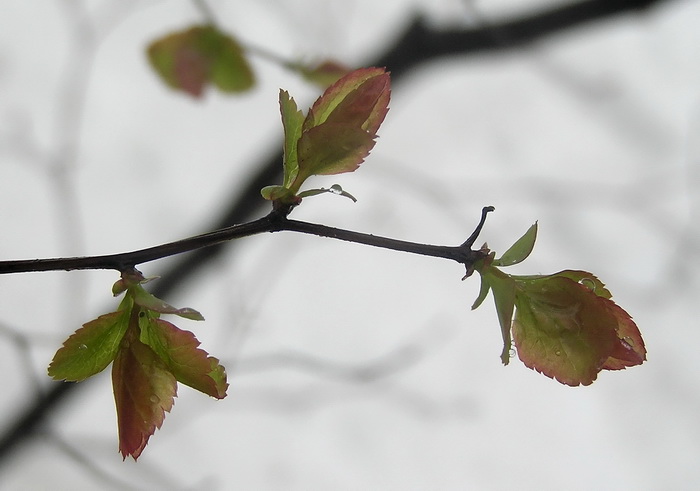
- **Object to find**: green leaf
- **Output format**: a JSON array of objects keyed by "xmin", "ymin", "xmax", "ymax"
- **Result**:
[
  {"xmin": 139, "ymin": 315, "xmax": 228, "ymax": 399},
  {"xmin": 208, "ymin": 31, "xmax": 254, "ymax": 92},
  {"xmin": 484, "ymin": 268, "xmax": 516, "ymax": 365},
  {"xmin": 112, "ymin": 320, "xmax": 177, "ymax": 461},
  {"xmin": 291, "ymin": 122, "xmax": 376, "ymax": 190},
  {"xmin": 261, "ymin": 185, "xmax": 299, "ymax": 202},
  {"xmin": 147, "ymin": 25, "xmax": 254, "ymax": 98},
  {"xmin": 279, "ymin": 90, "xmax": 304, "ymax": 189},
  {"xmin": 130, "ymin": 284, "xmax": 204, "ymax": 320},
  {"xmin": 471, "ymin": 272, "xmax": 491, "ymax": 311},
  {"xmin": 48, "ymin": 309, "xmax": 130, "ymax": 382},
  {"xmin": 493, "ymin": 222, "xmax": 537, "ymax": 267}
]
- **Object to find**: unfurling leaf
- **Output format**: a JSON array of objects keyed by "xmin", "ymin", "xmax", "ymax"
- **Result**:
[
  {"xmin": 472, "ymin": 225, "xmax": 645, "ymax": 386},
  {"xmin": 49, "ymin": 270, "xmax": 227, "ymax": 460},
  {"xmin": 262, "ymin": 67, "xmax": 390, "ymax": 205},
  {"xmin": 147, "ymin": 25, "xmax": 254, "ymax": 97}
]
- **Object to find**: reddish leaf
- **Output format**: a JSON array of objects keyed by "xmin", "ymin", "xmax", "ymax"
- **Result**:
[
  {"xmin": 322, "ymin": 72, "xmax": 391, "ymax": 133},
  {"xmin": 602, "ymin": 300, "xmax": 646, "ymax": 369},
  {"xmin": 112, "ymin": 317, "xmax": 177, "ymax": 460},
  {"xmin": 304, "ymin": 67, "xmax": 389, "ymax": 131},
  {"xmin": 512, "ymin": 274, "xmax": 644, "ymax": 386},
  {"xmin": 139, "ymin": 315, "xmax": 228, "ymax": 399}
]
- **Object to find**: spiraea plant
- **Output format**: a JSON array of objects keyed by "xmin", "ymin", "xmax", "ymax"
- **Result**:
[{"xmin": 0, "ymin": 26, "xmax": 645, "ymax": 460}]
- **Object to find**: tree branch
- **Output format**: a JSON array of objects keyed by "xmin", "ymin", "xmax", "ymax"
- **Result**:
[{"xmin": 0, "ymin": 207, "xmax": 494, "ymax": 274}]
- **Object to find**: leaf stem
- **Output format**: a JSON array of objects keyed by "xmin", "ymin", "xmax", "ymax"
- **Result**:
[{"xmin": 0, "ymin": 207, "xmax": 494, "ymax": 275}]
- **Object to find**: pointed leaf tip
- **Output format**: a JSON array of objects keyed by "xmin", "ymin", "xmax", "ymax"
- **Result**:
[
  {"xmin": 112, "ymin": 324, "xmax": 177, "ymax": 460},
  {"xmin": 494, "ymin": 222, "xmax": 537, "ymax": 267}
]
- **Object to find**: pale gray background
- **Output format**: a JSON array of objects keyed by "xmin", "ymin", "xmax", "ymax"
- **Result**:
[{"xmin": 0, "ymin": 1, "xmax": 699, "ymax": 489}]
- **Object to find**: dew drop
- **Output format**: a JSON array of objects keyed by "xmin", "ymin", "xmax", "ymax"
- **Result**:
[
  {"xmin": 329, "ymin": 184, "xmax": 343, "ymax": 195},
  {"xmin": 150, "ymin": 395, "xmax": 160, "ymax": 404},
  {"xmin": 620, "ymin": 337, "xmax": 633, "ymax": 350},
  {"xmin": 554, "ymin": 350, "xmax": 562, "ymax": 356},
  {"xmin": 578, "ymin": 278, "xmax": 596, "ymax": 291},
  {"xmin": 78, "ymin": 344, "xmax": 88, "ymax": 350}
]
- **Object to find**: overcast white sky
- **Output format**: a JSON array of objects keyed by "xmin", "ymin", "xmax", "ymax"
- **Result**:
[{"xmin": 1, "ymin": 1, "xmax": 699, "ymax": 489}]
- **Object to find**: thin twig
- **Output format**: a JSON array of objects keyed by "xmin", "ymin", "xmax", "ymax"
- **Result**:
[{"xmin": 0, "ymin": 207, "xmax": 493, "ymax": 274}]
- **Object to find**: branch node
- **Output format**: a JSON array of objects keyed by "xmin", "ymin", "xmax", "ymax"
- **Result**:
[{"xmin": 461, "ymin": 206, "xmax": 494, "ymax": 249}]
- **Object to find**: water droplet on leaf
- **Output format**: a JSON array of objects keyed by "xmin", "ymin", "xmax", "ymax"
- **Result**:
[
  {"xmin": 578, "ymin": 278, "xmax": 596, "ymax": 291},
  {"xmin": 78, "ymin": 344, "xmax": 88, "ymax": 350},
  {"xmin": 150, "ymin": 395, "xmax": 160, "ymax": 404},
  {"xmin": 555, "ymin": 350, "xmax": 561, "ymax": 356}
]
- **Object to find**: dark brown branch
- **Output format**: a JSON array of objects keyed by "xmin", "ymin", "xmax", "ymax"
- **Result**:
[{"xmin": 0, "ymin": 208, "xmax": 493, "ymax": 274}]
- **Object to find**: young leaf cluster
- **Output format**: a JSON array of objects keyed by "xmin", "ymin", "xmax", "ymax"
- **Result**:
[
  {"xmin": 471, "ymin": 224, "xmax": 646, "ymax": 386},
  {"xmin": 261, "ymin": 67, "xmax": 391, "ymax": 207},
  {"xmin": 48, "ymin": 270, "xmax": 227, "ymax": 460}
]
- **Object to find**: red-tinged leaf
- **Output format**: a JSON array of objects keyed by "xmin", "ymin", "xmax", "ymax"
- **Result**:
[
  {"xmin": 545, "ymin": 270, "xmax": 645, "ymax": 369},
  {"xmin": 512, "ymin": 275, "xmax": 621, "ymax": 386},
  {"xmin": 292, "ymin": 122, "xmax": 376, "ymax": 189},
  {"xmin": 304, "ymin": 67, "xmax": 389, "ymax": 131},
  {"xmin": 139, "ymin": 316, "xmax": 228, "ymax": 399},
  {"xmin": 147, "ymin": 25, "xmax": 253, "ymax": 98},
  {"xmin": 602, "ymin": 302, "xmax": 646, "ymax": 370},
  {"xmin": 493, "ymin": 222, "xmax": 537, "ymax": 267},
  {"xmin": 323, "ymin": 73, "xmax": 391, "ymax": 133},
  {"xmin": 112, "ymin": 320, "xmax": 177, "ymax": 461},
  {"xmin": 48, "ymin": 310, "xmax": 130, "ymax": 382},
  {"xmin": 130, "ymin": 284, "xmax": 204, "ymax": 320}
]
